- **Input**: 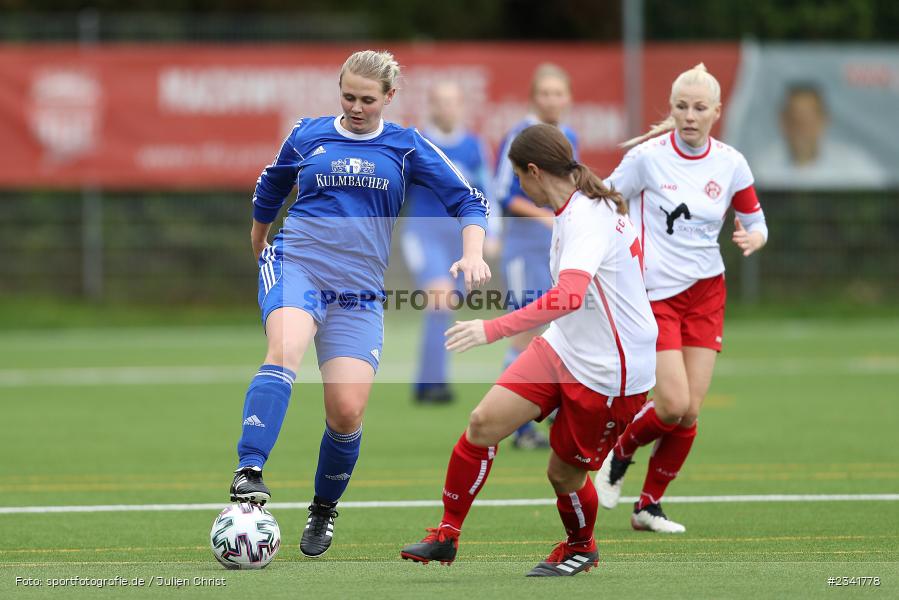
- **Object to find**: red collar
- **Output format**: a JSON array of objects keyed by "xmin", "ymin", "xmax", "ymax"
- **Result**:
[
  {"xmin": 555, "ymin": 190, "xmax": 577, "ymax": 216},
  {"xmin": 670, "ymin": 131, "xmax": 711, "ymax": 160}
]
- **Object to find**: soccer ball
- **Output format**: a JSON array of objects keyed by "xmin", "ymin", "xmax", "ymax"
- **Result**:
[{"xmin": 210, "ymin": 503, "xmax": 281, "ymax": 569}]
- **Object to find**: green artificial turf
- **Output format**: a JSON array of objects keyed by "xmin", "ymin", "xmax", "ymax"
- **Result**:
[{"xmin": 1, "ymin": 316, "xmax": 897, "ymax": 598}]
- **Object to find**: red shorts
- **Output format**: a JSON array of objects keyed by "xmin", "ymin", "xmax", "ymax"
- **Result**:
[
  {"xmin": 652, "ymin": 274, "xmax": 726, "ymax": 352},
  {"xmin": 496, "ymin": 336, "xmax": 649, "ymax": 470}
]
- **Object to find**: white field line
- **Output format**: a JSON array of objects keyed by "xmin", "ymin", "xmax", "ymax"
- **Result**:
[
  {"xmin": 1, "ymin": 494, "xmax": 897, "ymax": 515},
  {"xmin": 1, "ymin": 356, "xmax": 898, "ymax": 387}
]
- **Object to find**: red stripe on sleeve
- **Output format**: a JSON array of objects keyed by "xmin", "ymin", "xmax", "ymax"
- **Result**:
[
  {"xmin": 483, "ymin": 269, "xmax": 592, "ymax": 343},
  {"xmin": 732, "ymin": 185, "xmax": 761, "ymax": 214}
]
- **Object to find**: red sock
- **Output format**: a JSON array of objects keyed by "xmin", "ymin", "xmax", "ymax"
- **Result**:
[
  {"xmin": 440, "ymin": 432, "xmax": 496, "ymax": 531},
  {"xmin": 638, "ymin": 423, "xmax": 697, "ymax": 509},
  {"xmin": 614, "ymin": 402, "xmax": 677, "ymax": 459},
  {"xmin": 556, "ymin": 478, "xmax": 598, "ymax": 552}
]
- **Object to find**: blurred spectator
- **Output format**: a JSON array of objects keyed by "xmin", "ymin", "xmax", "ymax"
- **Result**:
[{"xmin": 402, "ymin": 80, "xmax": 492, "ymax": 405}]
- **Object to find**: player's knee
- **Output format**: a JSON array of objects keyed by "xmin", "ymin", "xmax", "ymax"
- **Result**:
[
  {"xmin": 466, "ymin": 408, "xmax": 499, "ymax": 446},
  {"xmin": 545, "ymin": 463, "xmax": 584, "ymax": 493},
  {"xmin": 680, "ymin": 412, "xmax": 699, "ymax": 428},
  {"xmin": 263, "ymin": 345, "xmax": 302, "ymax": 373},
  {"xmin": 325, "ymin": 399, "xmax": 366, "ymax": 432},
  {"xmin": 654, "ymin": 392, "xmax": 690, "ymax": 423},
  {"xmin": 545, "ymin": 464, "xmax": 566, "ymax": 488}
]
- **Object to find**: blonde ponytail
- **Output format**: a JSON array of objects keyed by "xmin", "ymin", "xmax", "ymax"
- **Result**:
[{"xmin": 620, "ymin": 116, "xmax": 676, "ymax": 150}]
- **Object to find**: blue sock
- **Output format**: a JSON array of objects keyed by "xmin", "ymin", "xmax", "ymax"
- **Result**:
[
  {"xmin": 416, "ymin": 311, "xmax": 450, "ymax": 392},
  {"xmin": 516, "ymin": 421, "xmax": 537, "ymax": 436},
  {"xmin": 236, "ymin": 364, "xmax": 296, "ymax": 469},
  {"xmin": 314, "ymin": 424, "xmax": 363, "ymax": 504}
]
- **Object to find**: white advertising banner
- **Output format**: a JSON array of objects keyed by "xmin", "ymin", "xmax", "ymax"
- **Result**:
[{"xmin": 725, "ymin": 42, "xmax": 899, "ymax": 190}]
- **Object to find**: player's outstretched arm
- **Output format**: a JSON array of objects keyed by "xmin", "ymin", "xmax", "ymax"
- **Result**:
[
  {"xmin": 445, "ymin": 269, "xmax": 591, "ymax": 354},
  {"xmin": 251, "ymin": 219, "xmax": 273, "ymax": 262}
]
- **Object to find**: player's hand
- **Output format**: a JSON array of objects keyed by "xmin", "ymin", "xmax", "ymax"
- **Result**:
[
  {"xmin": 450, "ymin": 256, "xmax": 492, "ymax": 292},
  {"xmin": 732, "ymin": 217, "xmax": 765, "ymax": 257},
  {"xmin": 445, "ymin": 319, "xmax": 488, "ymax": 352},
  {"xmin": 252, "ymin": 241, "xmax": 270, "ymax": 263}
]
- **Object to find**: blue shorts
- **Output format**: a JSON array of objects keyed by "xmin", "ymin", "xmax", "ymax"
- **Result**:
[
  {"xmin": 258, "ymin": 245, "xmax": 384, "ymax": 372},
  {"xmin": 502, "ymin": 245, "xmax": 553, "ymax": 310},
  {"xmin": 401, "ymin": 218, "xmax": 463, "ymax": 289}
]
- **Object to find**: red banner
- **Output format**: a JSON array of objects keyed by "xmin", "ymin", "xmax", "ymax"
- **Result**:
[{"xmin": 0, "ymin": 43, "xmax": 739, "ymax": 190}]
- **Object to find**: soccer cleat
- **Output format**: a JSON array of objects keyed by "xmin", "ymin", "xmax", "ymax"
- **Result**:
[
  {"xmin": 400, "ymin": 526, "xmax": 459, "ymax": 565},
  {"xmin": 512, "ymin": 426, "xmax": 550, "ymax": 450},
  {"xmin": 595, "ymin": 451, "xmax": 633, "ymax": 509},
  {"xmin": 414, "ymin": 384, "xmax": 455, "ymax": 405},
  {"xmin": 300, "ymin": 497, "xmax": 339, "ymax": 558},
  {"xmin": 631, "ymin": 503, "xmax": 686, "ymax": 533},
  {"xmin": 229, "ymin": 466, "xmax": 271, "ymax": 505},
  {"xmin": 526, "ymin": 541, "xmax": 599, "ymax": 577}
]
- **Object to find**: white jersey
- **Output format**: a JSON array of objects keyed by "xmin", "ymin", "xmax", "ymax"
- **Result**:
[
  {"xmin": 606, "ymin": 131, "xmax": 758, "ymax": 301},
  {"xmin": 541, "ymin": 191, "xmax": 658, "ymax": 397}
]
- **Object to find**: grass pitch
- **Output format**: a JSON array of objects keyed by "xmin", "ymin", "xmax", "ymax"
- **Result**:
[{"xmin": 1, "ymin": 316, "xmax": 897, "ymax": 598}]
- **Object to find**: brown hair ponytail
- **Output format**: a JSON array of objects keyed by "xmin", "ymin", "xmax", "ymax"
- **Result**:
[
  {"xmin": 570, "ymin": 163, "xmax": 627, "ymax": 215},
  {"xmin": 509, "ymin": 124, "xmax": 627, "ymax": 215}
]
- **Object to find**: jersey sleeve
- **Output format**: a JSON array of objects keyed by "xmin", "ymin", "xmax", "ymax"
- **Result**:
[
  {"xmin": 557, "ymin": 202, "xmax": 610, "ymax": 276},
  {"xmin": 253, "ymin": 122, "xmax": 303, "ymax": 223},
  {"xmin": 732, "ymin": 152, "xmax": 755, "ymax": 195},
  {"xmin": 410, "ymin": 129, "xmax": 489, "ymax": 230},
  {"xmin": 604, "ymin": 146, "xmax": 644, "ymax": 200},
  {"xmin": 731, "ymin": 154, "xmax": 767, "ymax": 239},
  {"xmin": 483, "ymin": 269, "xmax": 592, "ymax": 342}
]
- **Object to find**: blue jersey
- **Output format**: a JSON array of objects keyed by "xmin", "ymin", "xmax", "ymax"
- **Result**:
[
  {"xmin": 405, "ymin": 128, "xmax": 490, "ymax": 219},
  {"xmin": 494, "ymin": 116, "xmax": 578, "ymax": 252},
  {"xmin": 252, "ymin": 116, "xmax": 489, "ymax": 293}
]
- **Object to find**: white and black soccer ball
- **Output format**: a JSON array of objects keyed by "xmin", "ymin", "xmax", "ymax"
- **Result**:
[{"xmin": 210, "ymin": 503, "xmax": 281, "ymax": 569}]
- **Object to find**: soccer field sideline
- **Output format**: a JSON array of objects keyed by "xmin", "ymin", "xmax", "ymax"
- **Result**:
[{"xmin": 3, "ymin": 493, "xmax": 898, "ymax": 514}]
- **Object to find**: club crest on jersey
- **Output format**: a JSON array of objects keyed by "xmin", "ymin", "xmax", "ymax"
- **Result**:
[
  {"xmin": 704, "ymin": 180, "xmax": 722, "ymax": 201},
  {"xmin": 332, "ymin": 158, "xmax": 375, "ymax": 175}
]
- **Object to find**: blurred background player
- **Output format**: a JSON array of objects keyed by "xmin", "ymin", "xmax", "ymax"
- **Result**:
[
  {"xmin": 400, "ymin": 124, "xmax": 657, "ymax": 576},
  {"xmin": 494, "ymin": 63, "xmax": 578, "ymax": 449},
  {"xmin": 594, "ymin": 63, "xmax": 768, "ymax": 532},
  {"xmin": 402, "ymin": 80, "xmax": 492, "ymax": 405},
  {"xmin": 230, "ymin": 50, "xmax": 490, "ymax": 558}
]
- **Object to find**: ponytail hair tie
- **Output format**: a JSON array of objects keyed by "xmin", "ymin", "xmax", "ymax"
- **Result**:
[{"xmin": 567, "ymin": 161, "xmax": 579, "ymax": 171}]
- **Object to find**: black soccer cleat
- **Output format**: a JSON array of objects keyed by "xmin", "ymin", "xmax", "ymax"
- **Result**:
[
  {"xmin": 229, "ymin": 466, "xmax": 271, "ymax": 505},
  {"xmin": 400, "ymin": 526, "xmax": 459, "ymax": 565},
  {"xmin": 526, "ymin": 541, "xmax": 599, "ymax": 577},
  {"xmin": 300, "ymin": 497, "xmax": 339, "ymax": 558},
  {"xmin": 414, "ymin": 384, "xmax": 455, "ymax": 405}
]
